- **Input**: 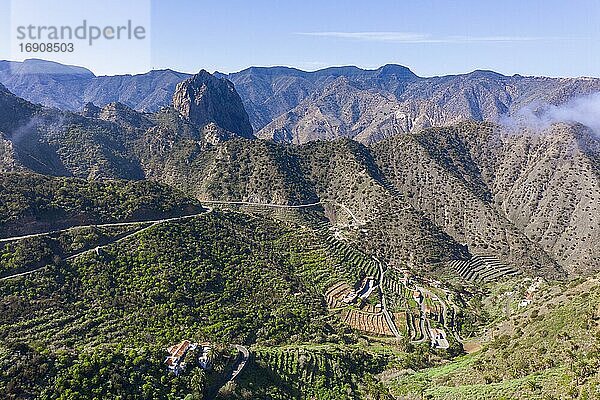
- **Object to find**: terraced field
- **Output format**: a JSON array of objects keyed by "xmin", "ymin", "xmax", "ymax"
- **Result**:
[
  {"xmin": 341, "ymin": 309, "xmax": 392, "ymax": 336},
  {"xmin": 325, "ymin": 282, "xmax": 353, "ymax": 308},
  {"xmin": 382, "ymin": 272, "xmax": 412, "ymax": 309},
  {"xmin": 392, "ymin": 312, "xmax": 408, "ymax": 335},
  {"xmin": 242, "ymin": 345, "xmax": 391, "ymax": 399},
  {"xmin": 325, "ymin": 281, "xmax": 392, "ymax": 336},
  {"xmin": 216, "ymin": 203, "xmax": 381, "ymax": 282},
  {"xmin": 206, "ymin": 202, "xmax": 471, "ymax": 344},
  {"xmin": 447, "ymin": 255, "xmax": 519, "ymax": 282}
]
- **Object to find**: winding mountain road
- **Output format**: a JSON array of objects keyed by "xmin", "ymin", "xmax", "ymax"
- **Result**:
[
  {"xmin": 0, "ymin": 208, "xmax": 213, "ymax": 281},
  {"xmin": 0, "ymin": 211, "xmax": 211, "ymax": 244},
  {"xmin": 1, "ymin": 198, "xmax": 462, "ymax": 345},
  {"xmin": 200, "ymin": 200, "xmax": 322, "ymax": 209},
  {"xmin": 0, "ymin": 221, "xmax": 145, "ymax": 244},
  {"xmin": 0, "ymin": 200, "xmax": 327, "ymax": 281}
]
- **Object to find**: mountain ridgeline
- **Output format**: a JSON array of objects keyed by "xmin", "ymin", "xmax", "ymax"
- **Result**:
[
  {"xmin": 0, "ymin": 65, "xmax": 598, "ymax": 276},
  {"xmin": 4, "ymin": 59, "xmax": 600, "ymax": 144},
  {"xmin": 1, "ymin": 60, "xmax": 600, "ymax": 400}
]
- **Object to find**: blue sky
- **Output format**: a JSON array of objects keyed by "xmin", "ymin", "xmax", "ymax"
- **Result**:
[{"xmin": 2, "ymin": 0, "xmax": 600, "ymax": 77}]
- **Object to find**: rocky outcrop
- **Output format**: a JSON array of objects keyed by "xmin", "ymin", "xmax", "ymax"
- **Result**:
[
  {"xmin": 81, "ymin": 102, "xmax": 100, "ymax": 118},
  {"xmin": 98, "ymin": 102, "xmax": 152, "ymax": 130},
  {"xmin": 172, "ymin": 70, "xmax": 254, "ymax": 139}
]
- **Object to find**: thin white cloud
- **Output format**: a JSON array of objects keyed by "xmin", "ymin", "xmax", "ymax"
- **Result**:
[{"xmin": 296, "ymin": 32, "xmax": 564, "ymax": 43}]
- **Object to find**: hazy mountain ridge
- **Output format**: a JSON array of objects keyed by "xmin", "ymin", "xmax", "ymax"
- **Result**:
[
  {"xmin": 4, "ymin": 60, "xmax": 600, "ymax": 146},
  {"xmin": 0, "ymin": 59, "xmax": 191, "ymax": 112},
  {"xmin": 0, "ymin": 69, "xmax": 598, "ymax": 275},
  {"xmin": 247, "ymin": 69, "xmax": 600, "ymax": 144}
]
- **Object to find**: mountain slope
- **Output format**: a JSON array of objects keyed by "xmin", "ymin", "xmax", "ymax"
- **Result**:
[
  {"xmin": 373, "ymin": 121, "xmax": 600, "ymax": 275},
  {"xmin": 253, "ymin": 69, "xmax": 600, "ymax": 144},
  {"xmin": 372, "ymin": 127, "xmax": 562, "ymax": 277},
  {"xmin": 258, "ymin": 77, "xmax": 408, "ymax": 144},
  {"xmin": 0, "ymin": 172, "xmax": 204, "ymax": 238},
  {"xmin": 0, "ymin": 59, "xmax": 190, "ymax": 112},
  {"xmin": 489, "ymin": 124, "xmax": 600, "ymax": 274},
  {"xmin": 0, "ymin": 81, "xmax": 596, "ymax": 276},
  {"xmin": 388, "ymin": 276, "xmax": 600, "ymax": 399},
  {"xmin": 0, "ymin": 194, "xmax": 392, "ymax": 399}
]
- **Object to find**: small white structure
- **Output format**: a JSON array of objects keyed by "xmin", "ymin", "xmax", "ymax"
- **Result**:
[
  {"xmin": 165, "ymin": 340, "xmax": 198, "ymax": 375},
  {"xmin": 429, "ymin": 328, "xmax": 450, "ymax": 349},
  {"xmin": 413, "ymin": 290, "xmax": 422, "ymax": 303},
  {"xmin": 519, "ymin": 298, "xmax": 532, "ymax": 308},
  {"xmin": 342, "ymin": 290, "xmax": 358, "ymax": 304},
  {"xmin": 518, "ymin": 277, "xmax": 543, "ymax": 307},
  {"xmin": 343, "ymin": 277, "xmax": 377, "ymax": 303}
]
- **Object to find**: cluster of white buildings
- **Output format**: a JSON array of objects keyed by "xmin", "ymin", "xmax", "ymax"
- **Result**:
[
  {"xmin": 165, "ymin": 340, "xmax": 212, "ymax": 376},
  {"xmin": 518, "ymin": 277, "xmax": 544, "ymax": 308}
]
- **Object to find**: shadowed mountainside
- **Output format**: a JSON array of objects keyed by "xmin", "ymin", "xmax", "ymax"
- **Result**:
[
  {"xmin": 4, "ymin": 60, "xmax": 600, "ymax": 146},
  {"xmin": 0, "ymin": 71, "xmax": 597, "ymax": 276}
]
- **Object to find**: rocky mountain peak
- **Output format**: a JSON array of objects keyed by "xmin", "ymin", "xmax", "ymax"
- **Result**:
[
  {"xmin": 376, "ymin": 64, "xmax": 417, "ymax": 79},
  {"xmin": 98, "ymin": 102, "xmax": 150, "ymax": 129},
  {"xmin": 81, "ymin": 102, "xmax": 100, "ymax": 118},
  {"xmin": 172, "ymin": 70, "xmax": 254, "ymax": 139}
]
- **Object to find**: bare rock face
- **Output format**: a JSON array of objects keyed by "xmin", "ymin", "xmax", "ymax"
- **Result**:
[
  {"xmin": 172, "ymin": 70, "xmax": 253, "ymax": 139},
  {"xmin": 81, "ymin": 102, "xmax": 100, "ymax": 118},
  {"xmin": 201, "ymin": 122, "xmax": 240, "ymax": 145},
  {"xmin": 98, "ymin": 102, "xmax": 152, "ymax": 130},
  {"xmin": 259, "ymin": 77, "xmax": 409, "ymax": 145}
]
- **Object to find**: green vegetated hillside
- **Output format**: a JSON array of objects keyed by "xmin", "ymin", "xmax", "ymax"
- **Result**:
[
  {"xmin": 2, "ymin": 71, "xmax": 598, "ymax": 276},
  {"xmin": 0, "ymin": 206, "xmax": 408, "ymax": 399},
  {"xmin": 0, "ymin": 172, "xmax": 204, "ymax": 238},
  {"xmin": 137, "ymin": 117, "xmax": 598, "ymax": 277},
  {"xmin": 0, "ymin": 224, "xmax": 148, "ymax": 277},
  {"xmin": 2, "ymin": 203, "xmax": 598, "ymax": 399},
  {"xmin": 1, "ymin": 69, "xmax": 599, "ymax": 400},
  {"xmin": 0, "ymin": 184, "xmax": 478, "ymax": 399},
  {"xmin": 387, "ymin": 276, "xmax": 600, "ymax": 400}
]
